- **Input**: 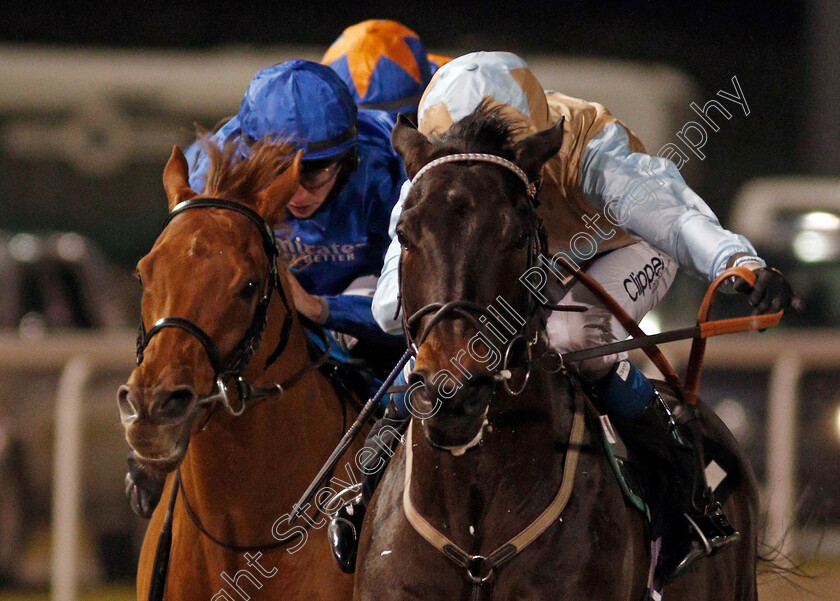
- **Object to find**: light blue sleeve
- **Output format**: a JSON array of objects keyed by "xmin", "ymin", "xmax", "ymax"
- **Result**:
[
  {"xmin": 371, "ymin": 180, "xmax": 410, "ymax": 334},
  {"xmin": 580, "ymin": 123, "xmax": 764, "ymax": 283}
]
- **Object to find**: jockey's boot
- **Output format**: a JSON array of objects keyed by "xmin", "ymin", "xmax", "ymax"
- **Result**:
[
  {"xmin": 658, "ymin": 401, "xmax": 740, "ymax": 581},
  {"xmin": 124, "ymin": 453, "xmax": 165, "ymax": 518},
  {"xmin": 328, "ymin": 405, "xmax": 410, "ymax": 573},
  {"xmin": 594, "ymin": 360, "xmax": 739, "ymax": 582}
]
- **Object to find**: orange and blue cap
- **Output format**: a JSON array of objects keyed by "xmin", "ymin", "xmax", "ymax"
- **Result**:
[{"xmin": 322, "ymin": 20, "xmax": 433, "ymax": 117}]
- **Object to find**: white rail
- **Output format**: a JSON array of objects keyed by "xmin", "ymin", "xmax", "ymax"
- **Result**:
[
  {"xmin": 51, "ymin": 356, "xmax": 90, "ymax": 601},
  {"xmin": 0, "ymin": 329, "xmax": 135, "ymax": 601}
]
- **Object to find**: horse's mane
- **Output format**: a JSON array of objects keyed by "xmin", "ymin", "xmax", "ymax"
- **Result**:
[
  {"xmin": 433, "ymin": 99, "xmax": 524, "ymax": 160},
  {"xmin": 199, "ymin": 135, "xmax": 297, "ymax": 202}
]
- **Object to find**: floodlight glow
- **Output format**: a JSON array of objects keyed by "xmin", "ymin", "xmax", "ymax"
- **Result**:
[
  {"xmin": 792, "ymin": 230, "xmax": 840, "ymax": 263},
  {"xmin": 639, "ymin": 313, "xmax": 662, "ymax": 335},
  {"xmin": 8, "ymin": 234, "xmax": 40, "ymax": 262},
  {"xmin": 799, "ymin": 211, "xmax": 840, "ymax": 232},
  {"xmin": 715, "ymin": 398, "xmax": 751, "ymax": 444},
  {"xmin": 835, "ymin": 405, "xmax": 840, "ymax": 443},
  {"xmin": 56, "ymin": 233, "xmax": 86, "ymax": 261}
]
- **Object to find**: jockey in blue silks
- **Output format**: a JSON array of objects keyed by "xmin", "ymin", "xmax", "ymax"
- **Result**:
[
  {"xmin": 125, "ymin": 60, "xmax": 408, "ymax": 521},
  {"xmin": 186, "ymin": 60, "xmax": 407, "ymax": 368}
]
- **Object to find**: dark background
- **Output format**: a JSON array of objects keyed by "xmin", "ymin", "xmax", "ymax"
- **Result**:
[{"xmin": 0, "ymin": 0, "xmax": 816, "ymax": 215}]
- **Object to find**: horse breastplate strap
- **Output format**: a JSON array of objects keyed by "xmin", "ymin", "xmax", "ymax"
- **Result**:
[{"xmin": 402, "ymin": 390, "xmax": 586, "ymax": 593}]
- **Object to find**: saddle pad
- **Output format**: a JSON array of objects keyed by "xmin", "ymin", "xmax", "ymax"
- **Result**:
[{"xmin": 598, "ymin": 413, "xmax": 651, "ymax": 518}]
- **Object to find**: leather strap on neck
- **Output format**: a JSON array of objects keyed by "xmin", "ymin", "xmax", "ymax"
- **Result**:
[{"xmin": 402, "ymin": 389, "xmax": 586, "ymax": 584}]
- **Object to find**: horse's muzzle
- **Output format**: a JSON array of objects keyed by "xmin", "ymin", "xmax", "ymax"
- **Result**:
[
  {"xmin": 118, "ymin": 384, "xmax": 197, "ymax": 473},
  {"xmin": 411, "ymin": 370, "xmax": 494, "ymax": 451}
]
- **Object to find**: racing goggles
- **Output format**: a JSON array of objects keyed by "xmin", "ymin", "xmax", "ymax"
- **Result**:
[{"xmin": 299, "ymin": 161, "xmax": 341, "ymax": 192}]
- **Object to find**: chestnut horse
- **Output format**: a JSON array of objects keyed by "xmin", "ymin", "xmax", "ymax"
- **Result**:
[
  {"xmin": 118, "ymin": 140, "xmax": 360, "ymax": 601},
  {"xmin": 355, "ymin": 107, "xmax": 759, "ymax": 600}
]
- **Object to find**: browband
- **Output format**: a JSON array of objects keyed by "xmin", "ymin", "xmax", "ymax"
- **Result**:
[{"xmin": 411, "ymin": 153, "xmax": 537, "ymax": 197}]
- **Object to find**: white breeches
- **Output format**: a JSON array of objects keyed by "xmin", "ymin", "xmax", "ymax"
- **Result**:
[{"xmin": 546, "ymin": 241, "xmax": 677, "ymax": 379}]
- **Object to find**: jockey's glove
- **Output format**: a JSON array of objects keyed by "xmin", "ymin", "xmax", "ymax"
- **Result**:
[{"xmin": 735, "ymin": 267, "xmax": 800, "ymax": 315}]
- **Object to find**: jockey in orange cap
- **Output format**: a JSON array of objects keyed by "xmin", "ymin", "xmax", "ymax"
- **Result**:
[{"xmin": 322, "ymin": 19, "xmax": 451, "ymax": 121}]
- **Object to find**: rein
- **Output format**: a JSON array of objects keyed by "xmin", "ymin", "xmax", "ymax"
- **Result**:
[{"xmin": 393, "ymin": 151, "xmax": 784, "ymax": 599}]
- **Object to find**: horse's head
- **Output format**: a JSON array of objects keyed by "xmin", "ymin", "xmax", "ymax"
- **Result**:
[
  {"xmin": 392, "ymin": 103, "xmax": 564, "ymax": 451},
  {"xmin": 118, "ymin": 140, "xmax": 301, "ymax": 474}
]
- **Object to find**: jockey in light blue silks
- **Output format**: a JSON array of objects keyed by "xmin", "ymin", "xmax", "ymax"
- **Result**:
[{"xmin": 328, "ymin": 51, "xmax": 796, "ymax": 581}]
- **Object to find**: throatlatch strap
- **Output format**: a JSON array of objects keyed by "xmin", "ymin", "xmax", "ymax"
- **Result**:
[{"xmin": 402, "ymin": 390, "xmax": 586, "ymax": 580}]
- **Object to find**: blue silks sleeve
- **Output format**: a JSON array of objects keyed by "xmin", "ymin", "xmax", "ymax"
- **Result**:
[
  {"xmin": 580, "ymin": 123, "xmax": 765, "ymax": 285},
  {"xmin": 323, "ymin": 293, "xmax": 405, "ymax": 348}
]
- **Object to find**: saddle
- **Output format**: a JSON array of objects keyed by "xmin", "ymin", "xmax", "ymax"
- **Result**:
[{"xmin": 305, "ymin": 325, "xmax": 395, "ymax": 419}]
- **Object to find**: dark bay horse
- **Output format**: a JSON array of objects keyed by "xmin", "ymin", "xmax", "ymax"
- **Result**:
[
  {"xmin": 355, "ymin": 107, "xmax": 759, "ymax": 600},
  {"xmin": 118, "ymin": 140, "xmax": 361, "ymax": 601}
]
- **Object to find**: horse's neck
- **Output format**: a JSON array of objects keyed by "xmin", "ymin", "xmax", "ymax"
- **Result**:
[
  {"xmin": 179, "ymin": 285, "xmax": 343, "ymax": 540},
  {"xmin": 408, "ymin": 373, "xmax": 578, "ymax": 551}
]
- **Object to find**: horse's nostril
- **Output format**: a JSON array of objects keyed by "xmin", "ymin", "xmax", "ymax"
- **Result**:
[
  {"xmin": 117, "ymin": 386, "xmax": 138, "ymax": 422},
  {"xmin": 408, "ymin": 370, "xmax": 429, "ymax": 389},
  {"xmin": 460, "ymin": 375, "xmax": 494, "ymax": 416},
  {"xmin": 155, "ymin": 386, "xmax": 197, "ymax": 419}
]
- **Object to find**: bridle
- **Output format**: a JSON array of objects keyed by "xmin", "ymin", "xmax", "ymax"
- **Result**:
[
  {"xmin": 135, "ymin": 197, "xmax": 329, "ymax": 417},
  {"xmin": 397, "ymin": 152, "xmax": 589, "ymax": 598},
  {"xmin": 398, "ymin": 152, "xmax": 581, "ymax": 395}
]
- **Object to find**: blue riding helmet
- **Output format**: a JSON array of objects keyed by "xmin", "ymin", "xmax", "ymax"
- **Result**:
[{"xmin": 238, "ymin": 59, "xmax": 358, "ymax": 161}]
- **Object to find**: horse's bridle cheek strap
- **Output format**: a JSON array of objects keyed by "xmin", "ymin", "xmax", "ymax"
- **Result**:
[{"xmin": 134, "ymin": 197, "xmax": 304, "ymax": 417}]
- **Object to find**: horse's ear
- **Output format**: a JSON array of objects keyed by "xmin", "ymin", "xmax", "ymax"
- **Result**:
[
  {"xmin": 512, "ymin": 117, "xmax": 565, "ymax": 183},
  {"xmin": 163, "ymin": 146, "xmax": 197, "ymax": 211},
  {"xmin": 256, "ymin": 150, "xmax": 302, "ymax": 227},
  {"xmin": 392, "ymin": 114, "xmax": 435, "ymax": 179}
]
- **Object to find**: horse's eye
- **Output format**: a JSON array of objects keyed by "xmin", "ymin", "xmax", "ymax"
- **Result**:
[
  {"xmin": 396, "ymin": 228, "xmax": 410, "ymax": 249},
  {"xmin": 240, "ymin": 280, "xmax": 260, "ymax": 299},
  {"xmin": 513, "ymin": 231, "xmax": 530, "ymax": 250}
]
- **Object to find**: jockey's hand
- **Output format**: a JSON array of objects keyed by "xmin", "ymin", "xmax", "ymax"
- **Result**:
[
  {"xmin": 287, "ymin": 273, "xmax": 329, "ymax": 324},
  {"xmin": 734, "ymin": 265, "xmax": 800, "ymax": 315}
]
